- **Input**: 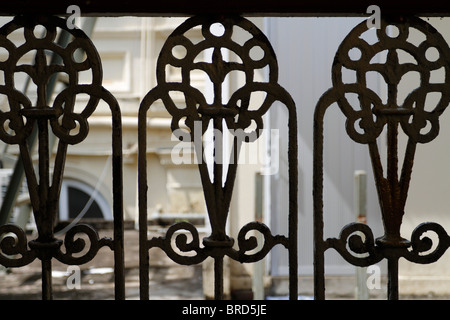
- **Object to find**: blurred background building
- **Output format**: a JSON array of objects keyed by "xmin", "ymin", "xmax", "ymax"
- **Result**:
[{"xmin": 1, "ymin": 15, "xmax": 450, "ymax": 298}]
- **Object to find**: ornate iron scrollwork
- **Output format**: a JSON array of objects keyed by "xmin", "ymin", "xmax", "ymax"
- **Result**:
[
  {"xmin": 139, "ymin": 15, "xmax": 298, "ymax": 300},
  {"xmin": 0, "ymin": 15, "xmax": 124, "ymax": 299},
  {"xmin": 0, "ymin": 224, "xmax": 36, "ymax": 267},
  {"xmin": 314, "ymin": 15, "xmax": 450, "ymax": 299}
]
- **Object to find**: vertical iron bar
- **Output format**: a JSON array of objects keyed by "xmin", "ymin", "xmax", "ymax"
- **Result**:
[
  {"xmin": 110, "ymin": 93, "xmax": 125, "ymax": 300},
  {"xmin": 138, "ymin": 104, "xmax": 149, "ymax": 300},
  {"xmin": 387, "ymin": 257, "xmax": 399, "ymax": 300},
  {"xmin": 37, "ymin": 119, "xmax": 50, "ymax": 232},
  {"xmin": 138, "ymin": 184, "xmax": 150, "ymax": 300},
  {"xmin": 41, "ymin": 258, "xmax": 53, "ymax": 300},
  {"xmin": 289, "ymin": 212, "xmax": 298, "ymax": 300},
  {"xmin": 288, "ymin": 111, "xmax": 298, "ymax": 300},
  {"xmin": 113, "ymin": 160, "xmax": 125, "ymax": 300},
  {"xmin": 37, "ymin": 115, "xmax": 53, "ymax": 300},
  {"xmin": 313, "ymin": 98, "xmax": 327, "ymax": 300},
  {"xmin": 213, "ymin": 117, "xmax": 224, "ymax": 242},
  {"xmin": 387, "ymin": 121, "xmax": 399, "ymax": 216},
  {"xmin": 213, "ymin": 116, "xmax": 225, "ymax": 300},
  {"xmin": 214, "ymin": 257, "xmax": 224, "ymax": 300}
]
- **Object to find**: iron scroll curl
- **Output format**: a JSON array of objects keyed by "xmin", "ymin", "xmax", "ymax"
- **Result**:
[
  {"xmin": 146, "ymin": 220, "xmax": 289, "ymax": 266},
  {"xmin": 0, "ymin": 224, "xmax": 36, "ymax": 267},
  {"xmin": 406, "ymin": 222, "xmax": 450, "ymax": 264},
  {"xmin": 326, "ymin": 222, "xmax": 383, "ymax": 267}
]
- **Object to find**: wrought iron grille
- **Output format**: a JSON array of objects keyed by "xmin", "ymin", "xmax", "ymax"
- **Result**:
[
  {"xmin": 0, "ymin": 15, "xmax": 125, "ymax": 300},
  {"xmin": 314, "ymin": 15, "xmax": 450, "ymax": 300},
  {"xmin": 137, "ymin": 15, "xmax": 298, "ymax": 300},
  {"xmin": 0, "ymin": 4, "xmax": 448, "ymax": 300}
]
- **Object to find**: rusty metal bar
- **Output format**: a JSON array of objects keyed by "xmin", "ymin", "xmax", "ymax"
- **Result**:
[
  {"xmin": 387, "ymin": 257, "xmax": 399, "ymax": 300},
  {"xmin": 214, "ymin": 257, "xmax": 224, "ymax": 300},
  {"xmin": 105, "ymin": 88, "xmax": 125, "ymax": 300}
]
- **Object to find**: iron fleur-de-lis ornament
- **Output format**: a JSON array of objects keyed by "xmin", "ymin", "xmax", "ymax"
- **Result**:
[
  {"xmin": 0, "ymin": 15, "xmax": 123, "ymax": 299},
  {"xmin": 313, "ymin": 14, "xmax": 450, "ymax": 300},
  {"xmin": 318, "ymin": 15, "xmax": 450, "ymax": 248},
  {"xmin": 139, "ymin": 15, "xmax": 298, "ymax": 299}
]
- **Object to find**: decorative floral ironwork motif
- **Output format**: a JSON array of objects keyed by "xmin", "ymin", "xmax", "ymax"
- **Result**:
[
  {"xmin": 0, "ymin": 16, "xmax": 103, "ymax": 145},
  {"xmin": 139, "ymin": 15, "xmax": 298, "ymax": 300},
  {"xmin": 0, "ymin": 15, "xmax": 124, "ymax": 299},
  {"xmin": 314, "ymin": 15, "xmax": 450, "ymax": 299}
]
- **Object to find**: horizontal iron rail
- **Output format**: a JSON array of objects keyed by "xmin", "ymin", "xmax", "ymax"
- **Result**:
[{"xmin": 0, "ymin": 0, "xmax": 449, "ymax": 16}]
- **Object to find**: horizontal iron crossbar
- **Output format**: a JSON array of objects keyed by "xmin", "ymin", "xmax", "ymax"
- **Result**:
[{"xmin": 0, "ymin": 0, "xmax": 449, "ymax": 17}]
